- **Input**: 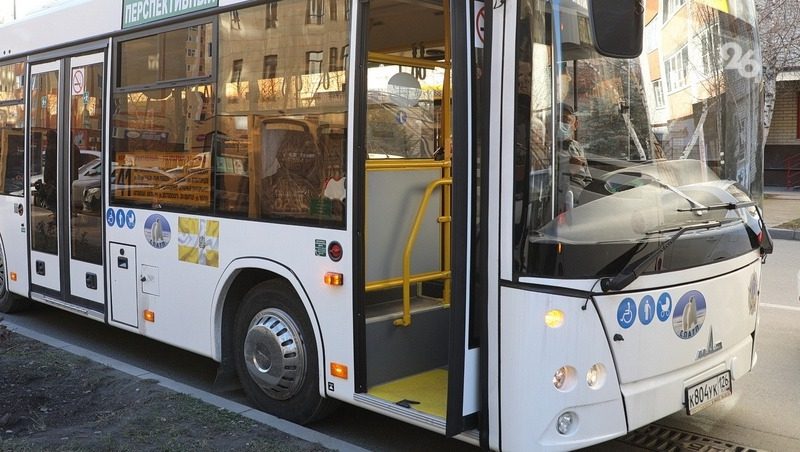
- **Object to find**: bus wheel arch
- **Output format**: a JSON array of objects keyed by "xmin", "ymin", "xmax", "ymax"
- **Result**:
[
  {"xmin": 232, "ymin": 278, "xmax": 337, "ymax": 423},
  {"xmin": 0, "ymin": 236, "xmax": 29, "ymax": 314}
]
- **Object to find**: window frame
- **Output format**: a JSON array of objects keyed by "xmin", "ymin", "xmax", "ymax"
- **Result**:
[
  {"xmin": 665, "ymin": 45, "xmax": 689, "ymax": 93},
  {"xmin": 0, "ymin": 60, "xmax": 27, "ymax": 197},
  {"xmin": 113, "ymin": 17, "xmax": 216, "ymax": 94},
  {"xmin": 652, "ymin": 79, "xmax": 665, "ymax": 109},
  {"xmin": 110, "ymin": 19, "xmax": 218, "ymax": 215}
]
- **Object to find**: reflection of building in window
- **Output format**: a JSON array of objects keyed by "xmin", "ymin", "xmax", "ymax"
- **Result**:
[
  {"xmin": 665, "ymin": 45, "xmax": 688, "ymax": 92},
  {"xmin": 307, "ymin": 51, "xmax": 324, "ymax": 74},
  {"xmin": 329, "ymin": 0, "xmax": 338, "ymax": 21},
  {"xmin": 307, "ymin": 0, "xmax": 324, "ymax": 24},
  {"xmin": 229, "ymin": 59, "xmax": 247, "ymax": 103},
  {"xmin": 342, "ymin": 45, "xmax": 350, "ymax": 72},
  {"xmin": 263, "ymin": 55, "xmax": 278, "ymax": 79},
  {"xmin": 652, "ymin": 79, "xmax": 665, "ymax": 108},
  {"xmin": 230, "ymin": 10, "xmax": 241, "ymax": 29},
  {"xmin": 696, "ymin": 23, "xmax": 720, "ymax": 75},
  {"xmin": 662, "ymin": 0, "xmax": 687, "ymax": 23},
  {"xmin": 329, "ymin": 47, "xmax": 340, "ymax": 72},
  {"xmin": 231, "ymin": 59, "xmax": 243, "ymax": 83},
  {"xmin": 265, "ymin": 0, "xmax": 278, "ymax": 28}
]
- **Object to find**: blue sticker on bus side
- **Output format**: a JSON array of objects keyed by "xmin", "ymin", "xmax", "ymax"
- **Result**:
[
  {"xmin": 126, "ymin": 210, "xmax": 136, "ymax": 229},
  {"xmin": 106, "ymin": 208, "xmax": 115, "ymax": 227},
  {"xmin": 638, "ymin": 295, "xmax": 655, "ymax": 325},
  {"xmin": 657, "ymin": 292, "xmax": 672, "ymax": 322},
  {"xmin": 617, "ymin": 297, "xmax": 637, "ymax": 329},
  {"xmin": 116, "ymin": 209, "xmax": 126, "ymax": 228}
]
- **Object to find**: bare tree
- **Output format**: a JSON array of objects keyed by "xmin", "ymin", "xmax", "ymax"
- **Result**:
[{"xmin": 757, "ymin": 0, "xmax": 800, "ymax": 143}]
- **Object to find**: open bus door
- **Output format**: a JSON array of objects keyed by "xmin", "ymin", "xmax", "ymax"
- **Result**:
[{"xmin": 354, "ymin": 0, "xmax": 481, "ymax": 440}]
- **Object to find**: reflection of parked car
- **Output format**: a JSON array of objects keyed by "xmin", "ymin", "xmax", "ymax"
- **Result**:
[
  {"xmin": 80, "ymin": 166, "xmax": 174, "ymax": 212},
  {"xmin": 70, "ymin": 157, "xmax": 102, "ymax": 211},
  {"xmin": 167, "ymin": 151, "xmax": 211, "ymax": 175}
]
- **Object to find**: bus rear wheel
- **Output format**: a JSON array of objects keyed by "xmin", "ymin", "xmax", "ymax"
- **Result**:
[
  {"xmin": 233, "ymin": 280, "xmax": 336, "ymax": 424},
  {"xmin": 0, "ymin": 246, "xmax": 28, "ymax": 314}
]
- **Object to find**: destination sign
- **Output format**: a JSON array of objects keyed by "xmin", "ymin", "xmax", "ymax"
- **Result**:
[{"xmin": 122, "ymin": 0, "xmax": 218, "ymax": 29}]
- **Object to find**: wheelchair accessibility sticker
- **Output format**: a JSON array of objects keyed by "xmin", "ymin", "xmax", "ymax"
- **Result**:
[{"xmin": 617, "ymin": 298, "xmax": 637, "ymax": 329}]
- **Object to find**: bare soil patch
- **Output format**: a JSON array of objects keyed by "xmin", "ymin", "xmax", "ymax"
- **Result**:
[{"xmin": 0, "ymin": 323, "xmax": 330, "ymax": 452}]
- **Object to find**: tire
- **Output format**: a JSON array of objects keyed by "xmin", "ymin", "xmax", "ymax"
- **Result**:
[
  {"xmin": 233, "ymin": 279, "xmax": 336, "ymax": 424},
  {"xmin": 0, "ymin": 245, "xmax": 29, "ymax": 314}
]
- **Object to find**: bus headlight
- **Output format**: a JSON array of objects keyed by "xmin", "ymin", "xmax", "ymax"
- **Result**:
[
  {"xmin": 586, "ymin": 363, "xmax": 607, "ymax": 389},
  {"xmin": 557, "ymin": 411, "xmax": 577, "ymax": 435},
  {"xmin": 553, "ymin": 366, "xmax": 576, "ymax": 391},
  {"xmin": 544, "ymin": 309, "xmax": 564, "ymax": 328}
]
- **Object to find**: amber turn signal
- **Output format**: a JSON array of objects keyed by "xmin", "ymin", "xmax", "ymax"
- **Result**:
[
  {"xmin": 324, "ymin": 272, "xmax": 344, "ymax": 286},
  {"xmin": 330, "ymin": 362, "xmax": 348, "ymax": 379},
  {"xmin": 143, "ymin": 310, "xmax": 155, "ymax": 322}
]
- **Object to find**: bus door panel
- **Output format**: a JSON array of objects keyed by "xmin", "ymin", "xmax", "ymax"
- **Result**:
[
  {"xmin": 65, "ymin": 53, "xmax": 106, "ymax": 306},
  {"xmin": 357, "ymin": 0, "xmax": 482, "ymax": 436},
  {"xmin": 27, "ymin": 52, "xmax": 106, "ymax": 310},
  {"xmin": 28, "ymin": 61, "xmax": 63, "ymax": 294}
]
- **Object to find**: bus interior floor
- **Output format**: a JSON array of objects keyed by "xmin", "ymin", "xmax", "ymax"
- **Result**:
[{"xmin": 368, "ymin": 368, "xmax": 449, "ymax": 418}]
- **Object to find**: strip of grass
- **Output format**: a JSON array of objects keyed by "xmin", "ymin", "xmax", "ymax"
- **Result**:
[{"xmin": 776, "ymin": 219, "xmax": 800, "ymax": 230}]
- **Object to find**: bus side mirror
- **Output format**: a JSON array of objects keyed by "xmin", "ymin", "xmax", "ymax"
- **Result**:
[{"xmin": 589, "ymin": 0, "xmax": 644, "ymax": 59}]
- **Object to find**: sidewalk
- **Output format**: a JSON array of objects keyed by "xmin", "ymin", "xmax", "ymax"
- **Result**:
[{"xmin": 763, "ymin": 187, "xmax": 800, "ymax": 240}]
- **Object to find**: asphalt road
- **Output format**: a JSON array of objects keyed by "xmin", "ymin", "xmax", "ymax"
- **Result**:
[{"xmin": 4, "ymin": 240, "xmax": 800, "ymax": 451}]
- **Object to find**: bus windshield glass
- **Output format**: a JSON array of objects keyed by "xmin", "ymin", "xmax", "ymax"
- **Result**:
[{"xmin": 513, "ymin": 0, "xmax": 764, "ymax": 279}]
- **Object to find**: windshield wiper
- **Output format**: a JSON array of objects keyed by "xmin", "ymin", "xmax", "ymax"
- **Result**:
[
  {"xmin": 600, "ymin": 219, "xmax": 736, "ymax": 293},
  {"xmin": 677, "ymin": 200, "xmax": 757, "ymax": 213},
  {"xmin": 648, "ymin": 178, "xmax": 708, "ymax": 213}
]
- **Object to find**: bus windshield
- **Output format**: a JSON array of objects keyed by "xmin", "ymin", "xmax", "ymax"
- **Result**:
[{"xmin": 513, "ymin": 0, "xmax": 764, "ymax": 279}]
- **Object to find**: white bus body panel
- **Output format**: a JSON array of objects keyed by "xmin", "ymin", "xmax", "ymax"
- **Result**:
[
  {"xmin": 594, "ymin": 256, "xmax": 760, "ymax": 430},
  {"xmin": 1, "ymin": 1, "xmax": 121, "ymax": 57},
  {"xmin": 498, "ymin": 287, "xmax": 627, "ymax": 451},
  {"xmin": 0, "ymin": 196, "xmax": 28, "ymax": 296},
  {"xmin": 103, "ymin": 210, "xmax": 353, "ymax": 369},
  {"xmin": 496, "ymin": 254, "xmax": 761, "ymax": 450}
]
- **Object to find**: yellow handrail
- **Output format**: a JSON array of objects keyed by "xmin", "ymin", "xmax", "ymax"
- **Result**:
[
  {"xmin": 394, "ymin": 177, "xmax": 452, "ymax": 327},
  {"xmin": 365, "ymin": 270, "xmax": 451, "ymax": 292},
  {"xmin": 366, "ymin": 159, "xmax": 451, "ymax": 171}
]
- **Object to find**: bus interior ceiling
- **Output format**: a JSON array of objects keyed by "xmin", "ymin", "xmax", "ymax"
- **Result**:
[
  {"xmin": 362, "ymin": 0, "xmax": 453, "ymax": 418},
  {"xmin": 367, "ymin": 0, "xmax": 446, "ymax": 55}
]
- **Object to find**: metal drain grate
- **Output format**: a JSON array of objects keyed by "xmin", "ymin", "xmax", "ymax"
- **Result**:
[{"xmin": 618, "ymin": 424, "xmax": 764, "ymax": 452}]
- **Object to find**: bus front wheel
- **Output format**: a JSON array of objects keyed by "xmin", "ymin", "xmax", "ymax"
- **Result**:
[{"xmin": 233, "ymin": 280, "xmax": 336, "ymax": 424}]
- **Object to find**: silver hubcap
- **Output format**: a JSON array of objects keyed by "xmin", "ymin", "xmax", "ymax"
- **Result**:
[{"xmin": 243, "ymin": 308, "xmax": 306, "ymax": 400}]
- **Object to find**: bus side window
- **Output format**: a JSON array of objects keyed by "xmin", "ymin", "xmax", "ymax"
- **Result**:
[{"xmin": 259, "ymin": 119, "xmax": 321, "ymax": 218}]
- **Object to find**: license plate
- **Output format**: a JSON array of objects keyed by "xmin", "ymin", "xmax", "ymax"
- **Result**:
[{"xmin": 685, "ymin": 370, "xmax": 732, "ymax": 415}]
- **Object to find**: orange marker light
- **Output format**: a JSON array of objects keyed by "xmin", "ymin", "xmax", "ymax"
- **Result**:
[
  {"xmin": 143, "ymin": 310, "xmax": 156, "ymax": 322},
  {"xmin": 330, "ymin": 362, "xmax": 348, "ymax": 379},
  {"xmin": 10, "ymin": 272, "xmax": 17, "ymax": 282},
  {"xmin": 324, "ymin": 272, "xmax": 344, "ymax": 286}
]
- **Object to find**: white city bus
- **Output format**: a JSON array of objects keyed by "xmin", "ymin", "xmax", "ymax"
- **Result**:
[{"xmin": 0, "ymin": 0, "xmax": 772, "ymax": 449}]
